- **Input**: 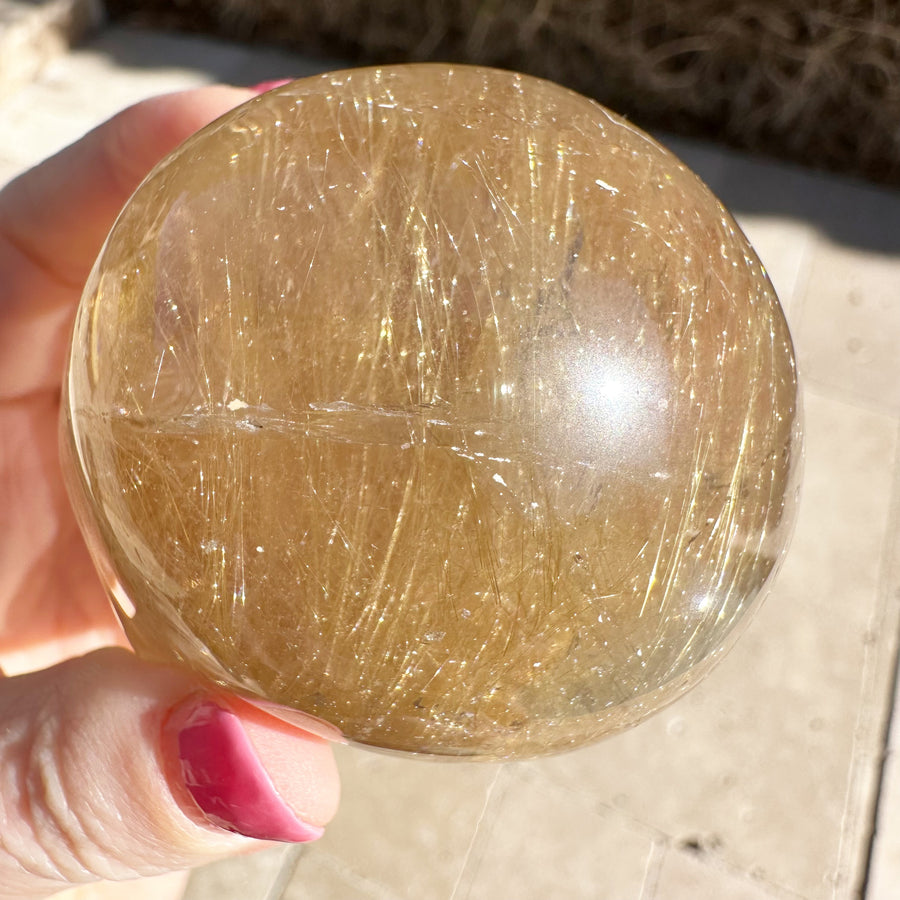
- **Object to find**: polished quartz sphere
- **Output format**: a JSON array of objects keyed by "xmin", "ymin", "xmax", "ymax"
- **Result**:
[{"xmin": 62, "ymin": 65, "xmax": 800, "ymax": 759}]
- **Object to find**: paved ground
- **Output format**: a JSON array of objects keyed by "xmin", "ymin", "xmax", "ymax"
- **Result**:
[{"xmin": 3, "ymin": 8, "xmax": 900, "ymax": 900}]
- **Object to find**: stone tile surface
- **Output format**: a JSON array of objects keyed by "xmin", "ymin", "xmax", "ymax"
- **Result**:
[
  {"xmin": 283, "ymin": 852, "xmax": 388, "ymax": 900},
  {"xmin": 652, "ymin": 847, "xmax": 784, "ymax": 900},
  {"xmin": 861, "ymin": 471, "xmax": 900, "ymax": 900},
  {"xmin": 289, "ymin": 746, "xmax": 504, "ymax": 900},
  {"xmin": 183, "ymin": 846, "xmax": 300, "ymax": 900},
  {"xmin": 453, "ymin": 768, "xmax": 656, "ymax": 900},
  {"xmin": 795, "ymin": 241, "xmax": 900, "ymax": 415}
]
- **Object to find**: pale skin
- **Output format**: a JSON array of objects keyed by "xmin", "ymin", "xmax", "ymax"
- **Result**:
[{"xmin": 0, "ymin": 86, "xmax": 340, "ymax": 899}]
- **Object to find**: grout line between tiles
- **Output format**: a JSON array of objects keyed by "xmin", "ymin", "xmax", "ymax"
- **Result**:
[
  {"xmin": 860, "ymin": 656, "xmax": 900, "ymax": 899},
  {"xmin": 636, "ymin": 840, "xmax": 665, "ymax": 900},
  {"xmin": 447, "ymin": 764, "xmax": 509, "ymax": 900},
  {"xmin": 262, "ymin": 845, "xmax": 306, "ymax": 900},
  {"xmin": 854, "ymin": 417, "xmax": 900, "ymax": 899}
]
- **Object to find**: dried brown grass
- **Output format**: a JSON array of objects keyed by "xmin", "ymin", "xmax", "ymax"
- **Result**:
[{"xmin": 106, "ymin": 0, "xmax": 900, "ymax": 185}]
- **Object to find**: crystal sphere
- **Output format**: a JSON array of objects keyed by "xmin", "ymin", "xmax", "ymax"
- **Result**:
[{"xmin": 61, "ymin": 65, "xmax": 800, "ymax": 759}]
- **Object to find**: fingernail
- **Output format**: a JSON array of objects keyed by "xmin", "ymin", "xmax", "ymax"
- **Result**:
[
  {"xmin": 250, "ymin": 79, "xmax": 293, "ymax": 94},
  {"xmin": 175, "ymin": 700, "xmax": 324, "ymax": 843}
]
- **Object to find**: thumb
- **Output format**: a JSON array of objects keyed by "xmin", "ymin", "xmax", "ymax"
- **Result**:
[{"xmin": 0, "ymin": 647, "xmax": 339, "ymax": 899}]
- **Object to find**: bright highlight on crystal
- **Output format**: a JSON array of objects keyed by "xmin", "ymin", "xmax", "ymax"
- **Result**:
[{"xmin": 61, "ymin": 65, "xmax": 801, "ymax": 758}]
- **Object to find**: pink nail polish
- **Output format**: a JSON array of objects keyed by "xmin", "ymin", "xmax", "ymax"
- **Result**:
[
  {"xmin": 176, "ymin": 701, "xmax": 324, "ymax": 843},
  {"xmin": 250, "ymin": 79, "xmax": 293, "ymax": 94}
]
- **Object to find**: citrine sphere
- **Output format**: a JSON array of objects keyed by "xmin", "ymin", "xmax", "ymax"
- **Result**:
[{"xmin": 62, "ymin": 65, "xmax": 800, "ymax": 758}]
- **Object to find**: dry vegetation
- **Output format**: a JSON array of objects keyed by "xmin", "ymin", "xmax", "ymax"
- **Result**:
[{"xmin": 106, "ymin": 0, "xmax": 900, "ymax": 185}]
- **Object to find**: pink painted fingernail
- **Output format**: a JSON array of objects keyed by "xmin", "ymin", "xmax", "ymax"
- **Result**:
[
  {"xmin": 250, "ymin": 79, "xmax": 293, "ymax": 94},
  {"xmin": 176, "ymin": 701, "xmax": 324, "ymax": 843}
]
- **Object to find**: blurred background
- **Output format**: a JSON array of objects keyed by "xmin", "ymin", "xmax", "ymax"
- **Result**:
[
  {"xmin": 105, "ymin": 0, "xmax": 900, "ymax": 187},
  {"xmin": 2, "ymin": 1, "xmax": 900, "ymax": 899}
]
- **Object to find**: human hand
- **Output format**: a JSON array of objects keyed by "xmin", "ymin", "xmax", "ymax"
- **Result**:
[{"xmin": 0, "ymin": 86, "xmax": 339, "ymax": 899}]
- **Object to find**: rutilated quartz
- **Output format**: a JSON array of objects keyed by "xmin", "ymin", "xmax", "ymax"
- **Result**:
[{"xmin": 62, "ymin": 65, "xmax": 801, "ymax": 758}]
